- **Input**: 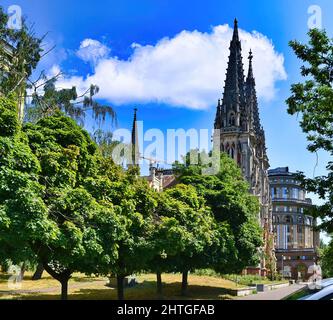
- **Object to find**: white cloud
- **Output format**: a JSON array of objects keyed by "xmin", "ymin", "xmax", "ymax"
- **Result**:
[
  {"xmin": 76, "ymin": 39, "xmax": 111, "ymax": 64},
  {"xmin": 57, "ymin": 24, "xmax": 287, "ymax": 110}
]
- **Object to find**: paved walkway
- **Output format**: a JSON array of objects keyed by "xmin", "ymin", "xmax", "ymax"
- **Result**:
[{"xmin": 237, "ymin": 284, "xmax": 306, "ymax": 300}]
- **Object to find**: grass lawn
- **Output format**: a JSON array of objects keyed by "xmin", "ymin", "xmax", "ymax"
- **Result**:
[{"xmin": 0, "ymin": 272, "xmax": 245, "ymax": 300}]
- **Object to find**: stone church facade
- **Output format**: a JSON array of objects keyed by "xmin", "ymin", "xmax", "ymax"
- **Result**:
[{"xmin": 213, "ymin": 19, "xmax": 275, "ymax": 275}]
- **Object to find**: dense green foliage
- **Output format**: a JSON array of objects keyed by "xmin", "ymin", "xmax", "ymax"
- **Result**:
[
  {"xmin": 0, "ymin": 95, "xmax": 48, "ymax": 265},
  {"xmin": 0, "ymin": 98, "xmax": 121, "ymax": 299},
  {"xmin": 173, "ymin": 151, "xmax": 263, "ymax": 272},
  {"xmin": 23, "ymin": 112, "xmax": 122, "ymax": 298},
  {"xmin": 0, "ymin": 106, "xmax": 263, "ymax": 299},
  {"xmin": 320, "ymin": 239, "xmax": 333, "ymax": 278},
  {"xmin": 287, "ymin": 28, "xmax": 333, "ymax": 233}
]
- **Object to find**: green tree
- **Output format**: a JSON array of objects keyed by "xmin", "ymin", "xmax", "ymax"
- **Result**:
[
  {"xmin": 0, "ymin": 8, "xmax": 42, "ymax": 95},
  {"xmin": 173, "ymin": 151, "xmax": 263, "ymax": 273},
  {"xmin": 25, "ymin": 78, "xmax": 117, "ymax": 126},
  {"xmin": 22, "ymin": 113, "xmax": 121, "ymax": 299},
  {"xmin": 0, "ymin": 6, "xmax": 116, "ymax": 126},
  {"xmin": 286, "ymin": 28, "xmax": 333, "ymax": 233},
  {"xmin": 85, "ymin": 163, "xmax": 157, "ymax": 300},
  {"xmin": 92, "ymin": 129, "xmax": 121, "ymax": 159},
  {"xmin": 151, "ymin": 184, "xmax": 225, "ymax": 296},
  {"xmin": 0, "ymin": 95, "xmax": 49, "ymax": 282},
  {"xmin": 320, "ymin": 238, "xmax": 333, "ymax": 278}
]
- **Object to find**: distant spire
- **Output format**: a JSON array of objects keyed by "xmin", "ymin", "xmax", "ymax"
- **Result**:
[{"xmin": 131, "ymin": 108, "xmax": 140, "ymax": 166}]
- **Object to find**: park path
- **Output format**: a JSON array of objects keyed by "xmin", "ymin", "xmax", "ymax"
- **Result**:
[{"xmin": 237, "ymin": 283, "xmax": 305, "ymax": 300}]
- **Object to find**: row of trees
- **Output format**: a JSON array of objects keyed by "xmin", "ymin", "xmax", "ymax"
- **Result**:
[
  {"xmin": 0, "ymin": 5, "xmax": 263, "ymax": 296},
  {"xmin": 0, "ymin": 94, "xmax": 263, "ymax": 300}
]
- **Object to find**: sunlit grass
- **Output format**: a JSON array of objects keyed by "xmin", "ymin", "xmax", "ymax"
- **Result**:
[{"xmin": 0, "ymin": 272, "xmax": 243, "ymax": 300}]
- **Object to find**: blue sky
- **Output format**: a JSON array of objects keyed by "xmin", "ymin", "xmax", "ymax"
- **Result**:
[{"xmin": 2, "ymin": 1, "xmax": 332, "ymax": 210}]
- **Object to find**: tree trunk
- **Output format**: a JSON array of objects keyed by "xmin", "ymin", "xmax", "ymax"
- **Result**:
[
  {"xmin": 156, "ymin": 272, "xmax": 163, "ymax": 296},
  {"xmin": 117, "ymin": 275, "xmax": 125, "ymax": 300},
  {"xmin": 20, "ymin": 262, "xmax": 26, "ymax": 281},
  {"xmin": 61, "ymin": 279, "xmax": 68, "ymax": 301},
  {"xmin": 32, "ymin": 263, "xmax": 44, "ymax": 280},
  {"xmin": 42, "ymin": 262, "xmax": 71, "ymax": 300},
  {"xmin": 181, "ymin": 270, "xmax": 188, "ymax": 296}
]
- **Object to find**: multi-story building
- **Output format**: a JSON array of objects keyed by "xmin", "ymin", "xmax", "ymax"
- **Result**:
[
  {"xmin": 213, "ymin": 19, "xmax": 274, "ymax": 275},
  {"xmin": 268, "ymin": 167, "xmax": 320, "ymax": 280}
]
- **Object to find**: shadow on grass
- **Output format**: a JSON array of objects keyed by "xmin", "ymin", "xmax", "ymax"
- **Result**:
[
  {"xmin": 70, "ymin": 276, "xmax": 106, "ymax": 283},
  {"xmin": 0, "ymin": 274, "xmax": 9, "ymax": 283},
  {"xmin": 18, "ymin": 280, "xmax": 234, "ymax": 300}
]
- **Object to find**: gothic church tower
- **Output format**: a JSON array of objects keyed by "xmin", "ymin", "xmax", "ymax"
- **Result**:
[{"xmin": 214, "ymin": 19, "xmax": 275, "ymax": 274}]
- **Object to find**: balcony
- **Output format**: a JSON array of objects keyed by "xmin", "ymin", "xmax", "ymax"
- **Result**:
[{"xmin": 271, "ymin": 197, "xmax": 312, "ymax": 205}]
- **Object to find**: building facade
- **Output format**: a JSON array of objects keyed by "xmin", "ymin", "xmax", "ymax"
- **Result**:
[
  {"xmin": 268, "ymin": 167, "xmax": 320, "ymax": 280},
  {"xmin": 213, "ymin": 19, "xmax": 274, "ymax": 274}
]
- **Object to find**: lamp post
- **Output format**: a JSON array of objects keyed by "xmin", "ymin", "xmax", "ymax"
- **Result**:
[{"xmin": 281, "ymin": 255, "xmax": 284, "ymax": 279}]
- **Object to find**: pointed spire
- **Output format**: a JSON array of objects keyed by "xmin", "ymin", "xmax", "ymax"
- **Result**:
[
  {"xmin": 232, "ymin": 18, "xmax": 239, "ymax": 42},
  {"xmin": 247, "ymin": 49, "xmax": 254, "ymax": 81},
  {"xmin": 214, "ymin": 19, "xmax": 246, "ymax": 130},
  {"xmin": 131, "ymin": 108, "xmax": 140, "ymax": 166},
  {"xmin": 245, "ymin": 50, "xmax": 261, "ymax": 134}
]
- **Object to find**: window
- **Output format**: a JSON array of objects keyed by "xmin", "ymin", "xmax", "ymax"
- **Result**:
[
  {"xmin": 286, "ymin": 215, "xmax": 292, "ymax": 223},
  {"xmin": 292, "ymin": 188, "xmax": 299, "ymax": 199}
]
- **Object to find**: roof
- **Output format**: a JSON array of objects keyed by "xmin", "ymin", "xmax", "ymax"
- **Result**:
[{"xmin": 268, "ymin": 167, "xmax": 297, "ymax": 177}]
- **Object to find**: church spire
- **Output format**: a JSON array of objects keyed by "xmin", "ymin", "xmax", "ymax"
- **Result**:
[
  {"xmin": 232, "ymin": 18, "xmax": 239, "ymax": 42},
  {"xmin": 214, "ymin": 18, "xmax": 246, "ymax": 130},
  {"xmin": 245, "ymin": 50, "xmax": 261, "ymax": 134},
  {"xmin": 247, "ymin": 49, "xmax": 254, "ymax": 81},
  {"xmin": 131, "ymin": 108, "xmax": 140, "ymax": 166}
]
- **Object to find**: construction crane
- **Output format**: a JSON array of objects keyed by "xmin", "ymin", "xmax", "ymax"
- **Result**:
[{"xmin": 139, "ymin": 154, "xmax": 172, "ymax": 167}]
